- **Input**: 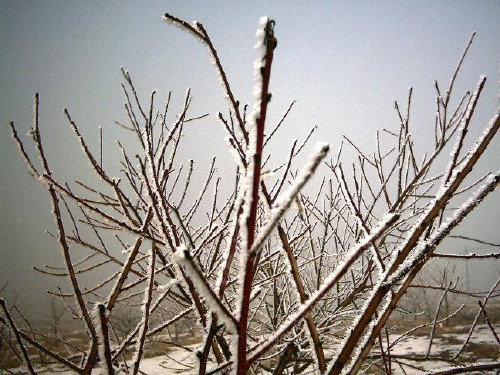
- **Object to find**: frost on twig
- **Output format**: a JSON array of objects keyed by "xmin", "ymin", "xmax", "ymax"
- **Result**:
[
  {"xmin": 174, "ymin": 245, "xmax": 238, "ymax": 330},
  {"xmin": 4, "ymin": 13, "xmax": 499, "ymax": 375},
  {"xmin": 249, "ymin": 142, "xmax": 330, "ymax": 256}
]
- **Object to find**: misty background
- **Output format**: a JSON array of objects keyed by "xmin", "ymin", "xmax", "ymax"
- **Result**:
[{"xmin": 1, "ymin": 1, "xmax": 499, "ymax": 319}]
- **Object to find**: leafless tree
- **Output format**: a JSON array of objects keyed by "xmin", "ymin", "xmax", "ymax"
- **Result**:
[{"xmin": 1, "ymin": 13, "xmax": 499, "ymax": 375}]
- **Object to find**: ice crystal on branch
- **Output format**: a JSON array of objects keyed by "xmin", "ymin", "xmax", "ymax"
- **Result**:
[{"xmin": 3, "ymin": 11, "xmax": 499, "ymax": 375}]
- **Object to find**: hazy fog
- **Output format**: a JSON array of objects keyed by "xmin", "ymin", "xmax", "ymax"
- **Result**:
[{"xmin": 1, "ymin": 1, "xmax": 499, "ymax": 317}]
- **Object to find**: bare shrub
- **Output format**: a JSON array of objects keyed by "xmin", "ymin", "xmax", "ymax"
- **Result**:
[{"xmin": 1, "ymin": 13, "xmax": 499, "ymax": 375}]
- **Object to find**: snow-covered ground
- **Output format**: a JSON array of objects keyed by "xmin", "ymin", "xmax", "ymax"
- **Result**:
[
  {"xmin": 5, "ymin": 324, "xmax": 500, "ymax": 374},
  {"xmin": 388, "ymin": 324, "xmax": 500, "ymax": 374}
]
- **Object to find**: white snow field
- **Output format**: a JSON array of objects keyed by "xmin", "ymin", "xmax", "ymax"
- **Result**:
[{"xmin": 5, "ymin": 324, "xmax": 499, "ymax": 374}]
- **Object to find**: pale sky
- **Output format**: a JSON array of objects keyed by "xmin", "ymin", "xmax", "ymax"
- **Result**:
[{"xmin": 1, "ymin": 1, "xmax": 499, "ymax": 312}]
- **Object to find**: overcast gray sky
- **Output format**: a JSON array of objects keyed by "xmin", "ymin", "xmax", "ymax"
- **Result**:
[{"xmin": 1, "ymin": 1, "xmax": 499, "ymax": 313}]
